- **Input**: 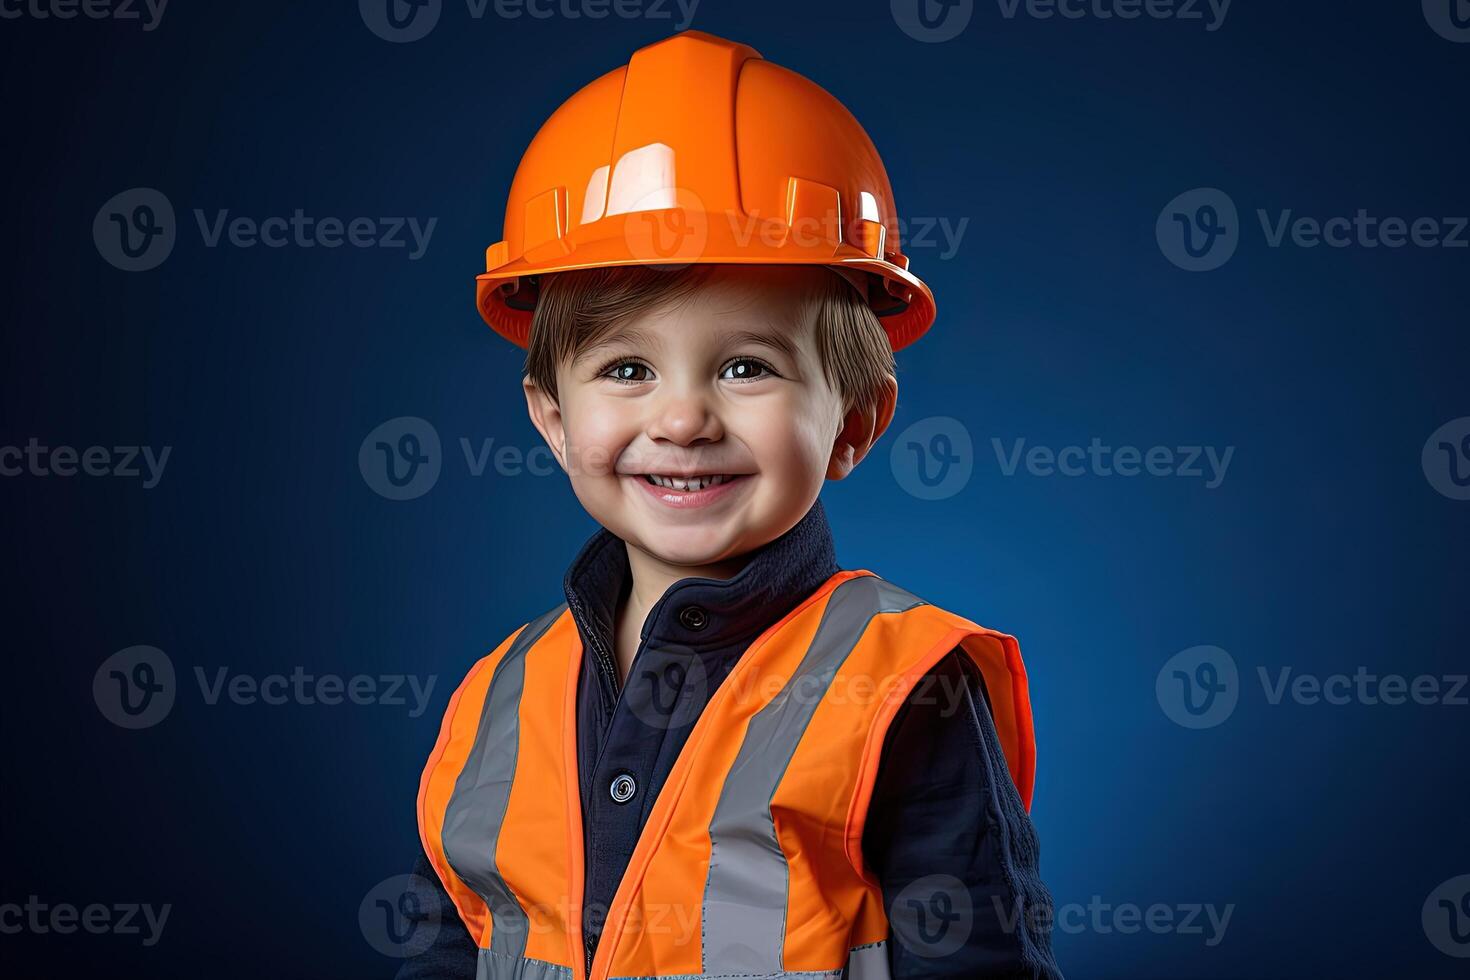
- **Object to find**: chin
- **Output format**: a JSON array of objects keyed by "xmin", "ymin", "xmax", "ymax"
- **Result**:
[{"xmin": 631, "ymin": 525, "xmax": 745, "ymax": 568}]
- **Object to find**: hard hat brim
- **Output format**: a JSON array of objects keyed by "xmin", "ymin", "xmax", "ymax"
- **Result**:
[{"xmin": 475, "ymin": 210, "xmax": 936, "ymax": 353}]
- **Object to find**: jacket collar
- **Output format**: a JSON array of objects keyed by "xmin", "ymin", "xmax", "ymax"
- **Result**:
[{"xmin": 562, "ymin": 497, "xmax": 840, "ymax": 658}]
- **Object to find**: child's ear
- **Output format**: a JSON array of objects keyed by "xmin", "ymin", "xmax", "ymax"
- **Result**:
[
  {"xmin": 827, "ymin": 373, "xmax": 898, "ymax": 480},
  {"xmin": 523, "ymin": 376, "xmax": 570, "ymax": 473}
]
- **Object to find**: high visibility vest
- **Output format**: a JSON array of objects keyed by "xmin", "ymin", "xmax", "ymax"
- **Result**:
[{"xmin": 418, "ymin": 569, "xmax": 1036, "ymax": 980}]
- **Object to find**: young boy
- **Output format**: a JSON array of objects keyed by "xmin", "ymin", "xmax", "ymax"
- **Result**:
[{"xmin": 398, "ymin": 31, "xmax": 1061, "ymax": 980}]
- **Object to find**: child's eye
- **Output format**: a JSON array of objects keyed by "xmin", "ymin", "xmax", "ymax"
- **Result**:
[
  {"xmin": 720, "ymin": 358, "xmax": 778, "ymax": 382},
  {"xmin": 600, "ymin": 359, "xmax": 653, "ymax": 384}
]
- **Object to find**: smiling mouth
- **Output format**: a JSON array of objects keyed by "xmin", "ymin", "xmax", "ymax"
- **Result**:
[{"xmin": 641, "ymin": 474, "xmax": 737, "ymax": 491}]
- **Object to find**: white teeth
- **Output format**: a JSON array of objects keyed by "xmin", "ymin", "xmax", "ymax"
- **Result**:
[{"xmin": 645, "ymin": 474, "xmax": 730, "ymax": 491}]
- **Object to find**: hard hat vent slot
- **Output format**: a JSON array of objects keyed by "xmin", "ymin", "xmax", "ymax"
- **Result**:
[
  {"xmin": 523, "ymin": 187, "xmax": 570, "ymax": 252},
  {"xmin": 783, "ymin": 177, "xmax": 843, "ymax": 248}
]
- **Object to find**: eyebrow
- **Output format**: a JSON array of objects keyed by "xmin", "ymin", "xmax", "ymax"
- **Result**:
[
  {"xmin": 571, "ymin": 324, "xmax": 800, "ymax": 366},
  {"xmin": 572, "ymin": 325, "xmax": 661, "ymax": 365},
  {"xmin": 722, "ymin": 328, "xmax": 799, "ymax": 361}
]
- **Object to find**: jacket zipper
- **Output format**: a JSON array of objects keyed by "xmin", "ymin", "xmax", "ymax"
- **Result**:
[{"xmin": 566, "ymin": 591, "xmax": 620, "ymax": 714}]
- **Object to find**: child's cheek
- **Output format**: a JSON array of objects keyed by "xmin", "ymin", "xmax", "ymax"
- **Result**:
[
  {"xmin": 747, "ymin": 395, "xmax": 840, "ymax": 485},
  {"xmin": 564, "ymin": 407, "xmax": 626, "ymax": 479},
  {"xmin": 789, "ymin": 394, "xmax": 845, "ymax": 466}
]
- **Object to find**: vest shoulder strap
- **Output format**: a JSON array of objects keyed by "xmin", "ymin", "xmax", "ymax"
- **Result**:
[
  {"xmin": 416, "ymin": 602, "xmax": 572, "ymax": 946},
  {"xmin": 873, "ymin": 583, "xmax": 1037, "ymax": 811}
]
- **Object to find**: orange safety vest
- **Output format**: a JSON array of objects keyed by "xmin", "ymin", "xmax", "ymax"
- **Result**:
[{"xmin": 418, "ymin": 569, "xmax": 1036, "ymax": 980}]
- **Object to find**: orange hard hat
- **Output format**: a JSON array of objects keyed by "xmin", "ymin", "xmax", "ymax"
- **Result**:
[{"xmin": 476, "ymin": 30, "xmax": 937, "ymax": 352}]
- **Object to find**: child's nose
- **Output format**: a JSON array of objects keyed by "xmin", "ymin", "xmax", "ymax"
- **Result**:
[{"xmin": 645, "ymin": 387, "xmax": 724, "ymax": 446}]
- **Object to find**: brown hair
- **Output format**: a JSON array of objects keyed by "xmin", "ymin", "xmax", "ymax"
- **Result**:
[{"xmin": 522, "ymin": 264, "xmax": 895, "ymax": 415}]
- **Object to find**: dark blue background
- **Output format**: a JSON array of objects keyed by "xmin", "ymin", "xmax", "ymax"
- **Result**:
[{"xmin": 2, "ymin": 2, "xmax": 1466, "ymax": 977}]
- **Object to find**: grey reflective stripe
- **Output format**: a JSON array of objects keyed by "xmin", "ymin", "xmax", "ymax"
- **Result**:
[
  {"xmin": 608, "ymin": 972, "xmax": 839, "ymax": 979},
  {"xmin": 701, "ymin": 577, "xmax": 923, "ymax": 976},
  {"xmin": 443, "ymin": 604, "xmax": 566, "ymax": 960},
  {"xmin": 846, "ymin": 939, "xmax": 893, "ymax": 980},
  {"xmin": 477, "ymin": 948, "xmax": 575, "ymax": 980},
  {"xmin": 606, "ymin": 940, "xmax": 885, "ymax": 979}
]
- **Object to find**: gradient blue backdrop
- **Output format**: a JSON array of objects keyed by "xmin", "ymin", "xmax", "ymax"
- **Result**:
[{"xmin": 2, "ymin": 2, "xmax": 1466, "ymax": 977}]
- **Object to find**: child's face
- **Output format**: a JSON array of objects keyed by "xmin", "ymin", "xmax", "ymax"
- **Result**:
[{"xmin": 524, "ymin": 265, "xmax": 892, "ymax": 569}]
